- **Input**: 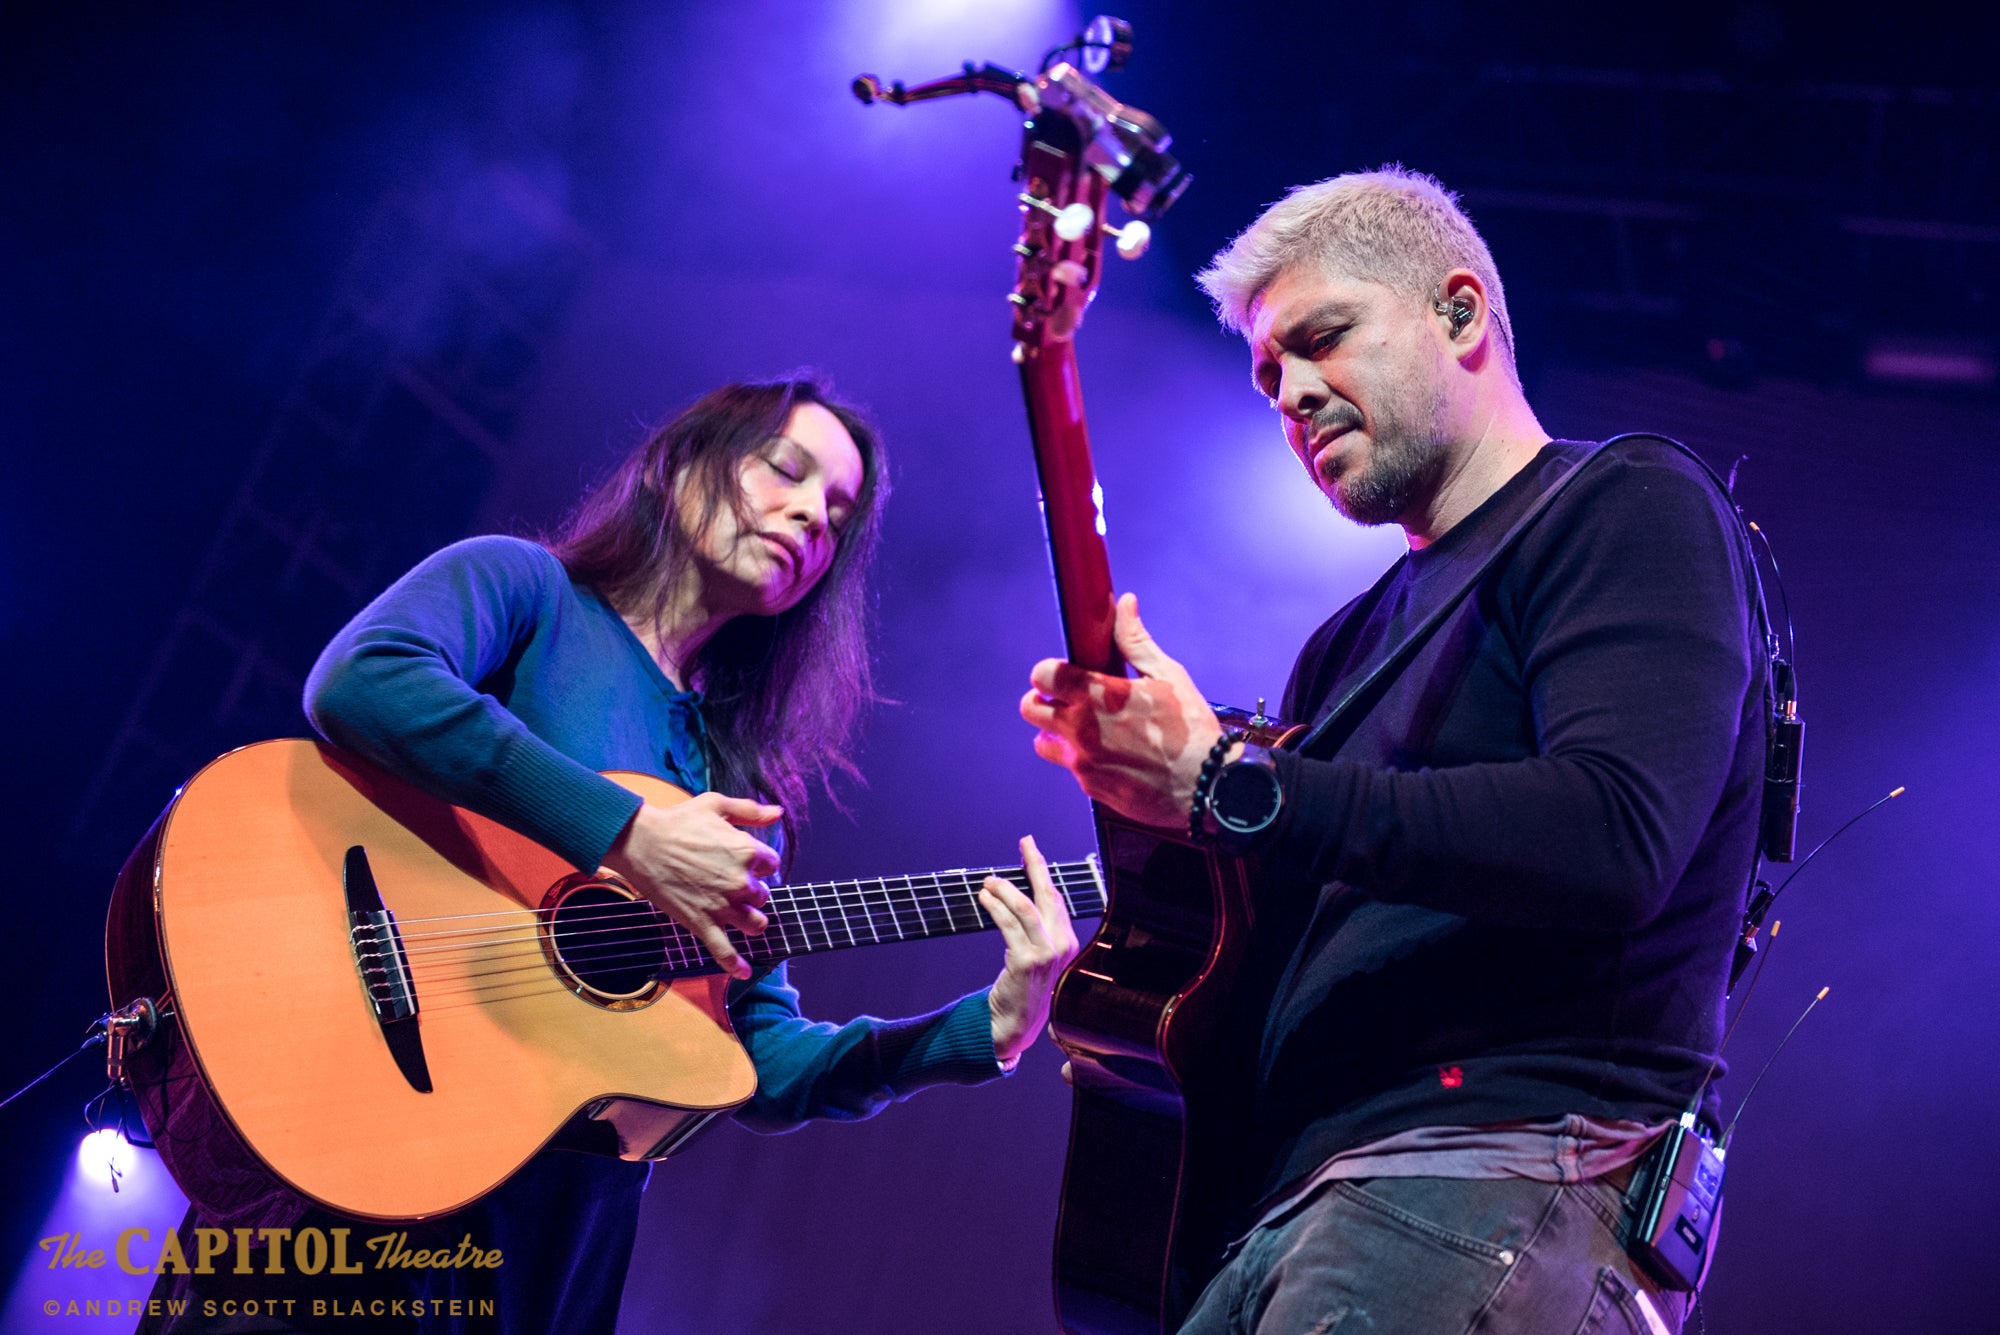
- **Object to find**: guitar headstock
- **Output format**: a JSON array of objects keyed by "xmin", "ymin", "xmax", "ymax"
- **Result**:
[
  {"xmin": 1009, "ymin": 62, "xmax": 1189, "ymax": 352},
  {"xmin": 852, "ymin": 21, "xmax": 1188, "ymax": 353}
]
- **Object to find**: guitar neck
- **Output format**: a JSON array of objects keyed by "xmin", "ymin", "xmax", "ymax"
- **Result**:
[
  {"xmin": 666, "ymin": 858, "xmax": 1106, "ymax": 976},
  {"xmin": 1019, "ymin": 340, "xmax": 1123, "ymax": 676}
]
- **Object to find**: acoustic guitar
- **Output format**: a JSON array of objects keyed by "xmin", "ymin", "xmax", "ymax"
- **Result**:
[
  {"xmin": 999, "ymin": 91, "xmax": 1294, "ymax": 1335},
  {"xmin": 104, "ymin": 738, "xmax": 1103, "ymax": 1231},
  {"xmin": 857, "ymin": 41, "xmax": 1294, "ymax": 1335}
]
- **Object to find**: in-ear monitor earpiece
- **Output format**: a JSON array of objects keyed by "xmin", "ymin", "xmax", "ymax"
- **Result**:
[{"xmin": 1433, "ymin": 294, "xmax": 1474, "ymax": 337}]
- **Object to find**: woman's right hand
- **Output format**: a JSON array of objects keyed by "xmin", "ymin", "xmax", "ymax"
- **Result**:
[{"xmin": 601, "ymin": 794, "xmax": 783, "ymax": 979}]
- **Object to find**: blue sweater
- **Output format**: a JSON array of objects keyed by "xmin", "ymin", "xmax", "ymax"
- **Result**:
[{"xmin": 299, "ymin": 536, "xmax": 1003, "ymax": 1335}]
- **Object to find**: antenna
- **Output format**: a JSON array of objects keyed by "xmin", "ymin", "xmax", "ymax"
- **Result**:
[
  {"xmin": 1736, "ymin": 785, "xmax": 1904, "ymax": 986},
  {"xmin": 1723, "ymin": 985, "xmax": 1831, "ymax": 1148},
  {"xmin": 1767, "ymin": 787, "xmax": 1904, "ymax": 913}
]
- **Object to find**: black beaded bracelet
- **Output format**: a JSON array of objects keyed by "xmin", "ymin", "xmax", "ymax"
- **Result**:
[{"xmin": 1189, "ymin": 728, "xmax": 1247, "ymax": 844}]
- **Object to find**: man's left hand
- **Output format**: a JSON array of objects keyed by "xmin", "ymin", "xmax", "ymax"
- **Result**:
[
  {"xmin": 983, "ymin": 835, "xmax": 1082, "ymax": 1069},
  {"xmin": 1020, "ymin": 592, "xmax": 1225, "ymax": 831}
]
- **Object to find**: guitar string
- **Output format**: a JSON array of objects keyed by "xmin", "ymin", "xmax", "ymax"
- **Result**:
[
  {"xmin": 360, "ymin": 877, "xmax": 1105, "ymax": 988},
  {"xmin": 361, "ymin": 877, "xmax": 1108, "ymax": 1003},
  {"xmin": 394, "ymin": 883, "xmax": 1095, "ymax": 984},
  {"xmin": 400, "ymin": 890, "xmax": 1106, "ymax": 1010},
  {"xmin": 382, "ymin": 903, "xmax": 1105, "ymax": 1003},
  {"xmin": 354, "ymin": 874, "xmax": 1106, "ymax": 1002},
  {"xmin": 369, "ymin": 860, "xmax": 1100, "ymax": 937},
  {"xmin": 353, "ymin": 873, "xmax": 1108, "ymax": 1000},
  {"xmin": 357, "ymin": 889, "xmax": 1108, "ymax": 1000},
  {"xmin": 371, "ymin": 865, "xmax": 1103, "ymax": 957},
  {"xmin": 384, "ymin": 862, "xmax": 1099, "ymax": 931},
  {"xmin": 385, "ymin": 889, "xmax": 1061, "ymax": 985},
  {"xmin": 376, "ymin": 897, "xmax": 1104, "ymax": 1003},
  {"xmin": 348, "ymin": 867, "xmax": 1096, "ymax": 971},
  {"xmin": 356, "ymin": 865, "xmax": 1101, "ymax": 960}
]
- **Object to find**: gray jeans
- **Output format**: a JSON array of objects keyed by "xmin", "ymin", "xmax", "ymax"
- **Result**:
[{"xmin": 1178, "ymin": 1176, "xmax": 1689, "ymax": 1335}]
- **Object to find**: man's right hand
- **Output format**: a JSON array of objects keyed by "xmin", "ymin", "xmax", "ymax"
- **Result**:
[{"xmin": 601, "ymin": 794, "xmax": 782, "ymax": 980}]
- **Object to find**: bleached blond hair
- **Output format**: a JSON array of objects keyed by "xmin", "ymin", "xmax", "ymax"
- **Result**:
[{"xmin": 1196, "ymin": 165, "xmax": 1516, "ymax": 365}]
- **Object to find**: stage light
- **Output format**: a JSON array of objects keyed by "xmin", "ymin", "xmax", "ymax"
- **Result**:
[
  {"xmin": 76, "ymin": 1128, "xmax": 137, "ymax": 1188},
  {"xmin": 838, "ymin": 0, "xmax": 1075, "ymax": 68},
  {"xmin": 1863, "ymin": 337, "xmax": 1997, "ymax": 388}
]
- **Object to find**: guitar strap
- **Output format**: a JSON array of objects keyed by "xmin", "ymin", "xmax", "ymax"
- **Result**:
[{"xmin": 1292, "ymin": 437, "xmax": 1625, "ymax": 759}]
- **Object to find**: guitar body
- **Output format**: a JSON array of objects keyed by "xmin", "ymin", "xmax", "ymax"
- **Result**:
[
  {"xmin": 1051, "ymin": 812, "xmax": 1257, "ymax": 1334},
  {"xmin": 105, "ymin": 738, "xmax": 754, "ymax": 1229}
]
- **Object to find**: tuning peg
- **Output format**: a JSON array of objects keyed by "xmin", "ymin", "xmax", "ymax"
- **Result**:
[
  {"xmin": 1021, "ymin": 194, "xmax": 1097, "ymax": 242},
  {"xmin": 1106, "ymin": 219, "xmax": 1151, "ymax": 260}
]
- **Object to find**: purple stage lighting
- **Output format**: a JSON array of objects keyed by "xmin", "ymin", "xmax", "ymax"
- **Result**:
[
  {"xmin": 2, "ymin": 1136, "xmax": 187, "ymax": 1326},
  {"xmin": 1863, "ymin": 337, "xmax": 1998, "ymax": 387},
  {"xmin": 841, "ymin": 0, "xmax": 1077, "ymax": 65}
]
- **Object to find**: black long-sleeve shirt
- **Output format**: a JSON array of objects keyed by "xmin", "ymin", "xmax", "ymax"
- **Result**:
[{"xmin": 1250, "ymin": 437, "xmax": 1766, "ymax": 1203}]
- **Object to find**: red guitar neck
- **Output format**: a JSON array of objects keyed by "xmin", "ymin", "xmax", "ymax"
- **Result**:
[{"xmin": 1019, "ymin": 341, "xmax": 1123, "ymax": 676}]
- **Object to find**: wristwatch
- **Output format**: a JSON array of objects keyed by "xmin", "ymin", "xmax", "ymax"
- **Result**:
[{"xmin": 1203, "ymin": 743, "xmax": 1285, "ymax": 853}]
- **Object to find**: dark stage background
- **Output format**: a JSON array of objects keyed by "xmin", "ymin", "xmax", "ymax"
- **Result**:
[{"xmin": 4, "ymin": 3, "xmax": 1995, "ymax": 1332}]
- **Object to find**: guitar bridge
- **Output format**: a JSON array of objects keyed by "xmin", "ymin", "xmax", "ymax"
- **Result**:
[
  {"xmin": 351, "ymin": 910, "xmax": 417, "ymax": 1023},
  {"xmin": 343, "ymin": 845, "xmax": 433, "ymax": 1092}
]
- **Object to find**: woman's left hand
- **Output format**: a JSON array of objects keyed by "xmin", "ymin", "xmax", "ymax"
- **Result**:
[{"xmin": 983, "ymin": 834, "xmax": 1083, "ymax": 1069}]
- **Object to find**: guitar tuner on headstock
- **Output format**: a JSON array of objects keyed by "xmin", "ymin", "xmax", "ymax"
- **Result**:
[
  {"xmin": 853, "ymin": 16, "xmax": 1186, "ymax": 350},
  {"xmin": 1019, "ymin": 196, "xmax": 1153, "ymax": 259}
]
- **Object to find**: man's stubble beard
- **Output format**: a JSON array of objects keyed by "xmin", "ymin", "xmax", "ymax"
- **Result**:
[{"xmin": 1321, "ymin": 354, "xmax": 1453, "ymax": 528}]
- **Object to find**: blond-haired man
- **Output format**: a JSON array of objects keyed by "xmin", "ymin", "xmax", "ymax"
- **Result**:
[{"xmin": 1023, "ymin": 167, "xmax": 1762, "ymax": 1333}]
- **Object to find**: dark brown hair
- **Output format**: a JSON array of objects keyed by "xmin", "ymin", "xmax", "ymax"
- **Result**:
[{"xmin": 547, "ymin": 377, "xmax": 888, "ymax": 854}]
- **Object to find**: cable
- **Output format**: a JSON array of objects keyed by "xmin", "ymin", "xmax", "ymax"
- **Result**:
[
  {"xmin": 0, "ymin": 1034, "xmax": 105, "ymax": 1114},
  {"xmin": 1747, "ymin": 521, "xmax": 1799, "ymax": 689},
  {"xmin": 1721, "ymin": 919, "xmax": 1781, "ymax": 1056}
]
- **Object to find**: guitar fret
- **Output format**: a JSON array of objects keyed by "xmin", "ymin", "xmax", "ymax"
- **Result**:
[
  {"xmin": 872, "ymin": 877, "xmax": 907, "ymax": 942},
  {"xmin": 845, "ymin": 878, "xmax": 873, "ymax": 945},
  {"xmin": 959, "ymin": 874, "xmax": 982, "ymax": 931},
  {"xmin": 894, "ymin": 875, "xmax": 926, "ymax": 941},
  {"xmin": 923, "ymin": 873, "xmax": 956, "ymax": 939},
  {"xmin": 838, "ymin": 881, "xmax": 862, "ymax": 949},
  {"xmin": 869, "ymin": 876, "xmax": 895, "ymax": 941},
  {"xmin": 764, "ymin": 887, "xmax": 796, "ymax": 959},
  {"xmin": 657, "ymin": 859, "xmax": 1105, "ymax": 978},
  {"xmin": 843, "ymin": 878, "xmax": 879, "ymax": 945},
  {"xmin": 970, "ymin": 873, "xmax": 991, "ymax": 928},
  {"xmin": 768, "ymin": 895, "xmax": 795, "ymax": 959},
  {"xmin": 805, "ymin": 882, "xmax": 836, "ymax": 954},
  {"xmin": 876, "ymin": 878, "xmax": 897, "ymax": 943}
]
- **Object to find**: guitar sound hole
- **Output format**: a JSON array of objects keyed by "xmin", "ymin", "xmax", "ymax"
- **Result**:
[{"xmin": 546, "ymin": 882, "xmax": 669, "ymax": 1003}]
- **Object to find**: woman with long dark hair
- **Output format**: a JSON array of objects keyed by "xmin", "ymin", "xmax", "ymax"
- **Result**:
[{"xmin": 141, "ymin": 377, "xmax": 1076, "ymax": 1335}]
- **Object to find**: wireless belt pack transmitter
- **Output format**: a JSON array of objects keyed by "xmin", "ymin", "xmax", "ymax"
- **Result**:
[{"xmin": 1619, "ymin": 1110, "xmax": 1725, "ymax": 1291}]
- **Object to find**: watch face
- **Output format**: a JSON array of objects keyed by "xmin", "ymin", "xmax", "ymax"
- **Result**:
[{"xmin": 1212, "ymin": 761, "xmax": 1282, "ymax": 833}]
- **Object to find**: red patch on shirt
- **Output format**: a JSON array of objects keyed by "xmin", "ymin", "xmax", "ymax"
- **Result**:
[{"xmin": 1438, "ymin": 1065, "xmax": 1465, "ymax": 1089}]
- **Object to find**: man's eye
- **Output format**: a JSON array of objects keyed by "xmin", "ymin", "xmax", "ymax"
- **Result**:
[{"xmin": 1309, "ymin": 328, "xmax": 1344, "ymax": 354}]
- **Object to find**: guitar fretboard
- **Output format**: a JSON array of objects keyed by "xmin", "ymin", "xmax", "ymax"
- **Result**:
[{"xmin": 664, "ymin": 857, "xmax": 1105, "ymax": 977}]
